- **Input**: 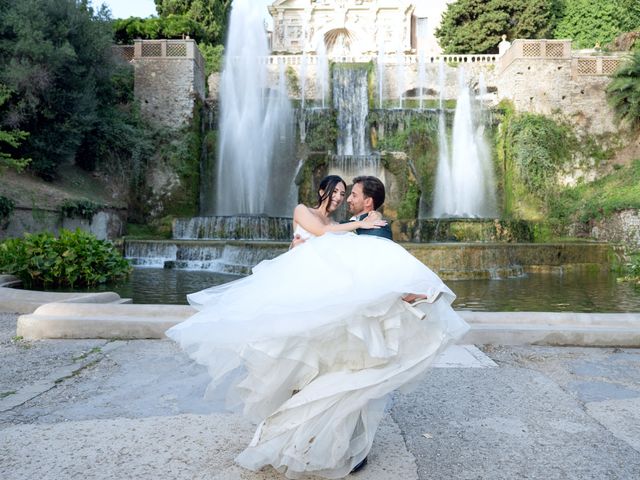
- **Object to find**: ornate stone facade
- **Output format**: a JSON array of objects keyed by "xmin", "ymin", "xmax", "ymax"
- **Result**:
[{"xmin": 268, "ymin": 0, "xmax": 452, "ymax": 55}]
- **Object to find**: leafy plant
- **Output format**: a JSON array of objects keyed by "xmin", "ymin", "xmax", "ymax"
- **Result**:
[
  {"xmin": 618, "ymin": 253, "xmax": 640, "ymax": 284},
  {"xmin": 0, "ymin": 229, "xmax": 131, "ymax": 288},
  {"xmin": 606, "ymin": 50, "xmax": 640, "ymax": 130},
  {"xmin": 60, "ymin": 200, "xmax": 103, "ymax": 220},
  {"xmin": 154, "ymin": 0, "xmax": 232, "ymax": 46},
  {"xmin": 112, "ymin": 15, "xmax": 206, "ymax": 45},
  {"xmin": 548, "ymin": 159, "xmax": 640, "ymax": 223},
  {"xmin": 0, "ymin": 85, "xmax": 30, "ymax": 172},
  {"xmin": 199, "ymin": 43, "xmax": 225, "ymax": 76}
]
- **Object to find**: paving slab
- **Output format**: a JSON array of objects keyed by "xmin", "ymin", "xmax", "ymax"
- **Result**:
[{"xmin": 1, "ymin": 314, "xmax": 639, "ymax": 480}]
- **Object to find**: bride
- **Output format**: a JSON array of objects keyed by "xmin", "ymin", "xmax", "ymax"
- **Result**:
[{"xmin": 166, "ymin": 175, "xmax": 469, "ymax": 479}]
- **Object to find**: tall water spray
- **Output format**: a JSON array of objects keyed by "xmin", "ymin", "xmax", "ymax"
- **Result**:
[
  {"xmin": 214, "ymin": 0, "xmax": 296, "ymax": 216},
  {"xmin": 432, "ymin": 60, "xmax": 453, "ymax": 215},
  {"xmin": 317, "ymin": 39, "xmax": 329, "ymax": 108},
  {"xmin": 395, "ymin": 49, "xmax": 405, "ymax": 109},
  {"xmin": 377, "ymin": 39, "xmax": 385, "ymax": 109},
  {"xmin": 300, "ymin": 54, "xmax": 308, "ymax": 110},
  {"xmin": 417, "ymin": 50, "xmax": 426, "ymax": 110},
  {"xmin": 432, "ymin": 68, "xmax": 497, "ymax": 218}
]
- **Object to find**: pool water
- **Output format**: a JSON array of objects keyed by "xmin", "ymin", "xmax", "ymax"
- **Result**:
[{"xmin": 87, "ymin": 268, "xmax": 640, "ymax": 313}]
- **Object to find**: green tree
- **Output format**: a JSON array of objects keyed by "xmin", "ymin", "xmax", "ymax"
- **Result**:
[
  {"xmin": 554, "ymin": 0, "xmax": 626, "ymax": 49},
  {"xmin": 619, "ymin": 0, "xmax": 640, "ymax": 33},
  {"xmin": 435, "ymin": 0, "xmax": 562, "ymax": 54},
  {"xmin": 154, "ymin": 0, "xmax": 232, "ymax": 46},
  {"xmin": 0, "ymin": 0, "xmax": 154, "ymax": 180},
  {"xmin": 0, "ymin": 85, "xmax": 30, "ymax": 171},
  {"xmin": 606, "ymin": 50, "xmax": 640, "ymax": 129},
  {"xmin": 112, "ymin": 15, "xmax": 206, "ymax": 45},
  {"xmin": 0, "ymin": 0, "xmax": 115, "ymax": 178}
]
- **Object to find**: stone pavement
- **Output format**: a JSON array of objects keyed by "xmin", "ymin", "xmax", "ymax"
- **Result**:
[{"xmin": 1, "ymin": 312, "xmax": 639, "ymax": 480}]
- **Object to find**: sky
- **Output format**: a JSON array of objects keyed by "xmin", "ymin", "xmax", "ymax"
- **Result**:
[{"xmin": 95, "ymin": 0, "xmax": 273, "ymax": 20}]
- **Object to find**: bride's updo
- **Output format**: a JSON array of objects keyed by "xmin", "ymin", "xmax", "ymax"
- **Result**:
[{"xmin": 315, "ymin": 175, "xmax": 346, "ymax": 213}]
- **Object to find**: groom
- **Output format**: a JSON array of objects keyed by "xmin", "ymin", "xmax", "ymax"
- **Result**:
[{"xmin": 346, "ymin": 175, "xmax": 393, "ymax": 240}]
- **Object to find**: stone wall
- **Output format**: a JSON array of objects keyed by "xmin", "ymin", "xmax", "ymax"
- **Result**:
[
  {"xmin": 496, "ymin": 40, "xmax": 623, "ymax": 135},
  {"xmin": 1, "ymin": 207, "xmax": 127, "ymax": 241},
  {"xmin": 255, "ymin": 39, "xmax": 622, "ymax": 137},
  {"xmin": 588, "ymin": 209, "xmax": 640, "ymax": 250},
  {"xmin": 133, "ymin": 40, "xmax": 206, "ymax": 128}
]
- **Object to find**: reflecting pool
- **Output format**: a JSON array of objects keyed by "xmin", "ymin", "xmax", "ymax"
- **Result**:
[{"xmin": 89, "ymin": 268, "xmax": 640, "ymax": 313}]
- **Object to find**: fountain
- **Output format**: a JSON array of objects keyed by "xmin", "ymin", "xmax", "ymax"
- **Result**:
[
  {"xmin": 432, "ymin": 68, "xmax": 497, "ymax": 218},
  {"xmin": 213, "ymin": 0, "xmax": 296, "ymax": 217},
  {"xmin": 123, "ymin": 0, "xmax": 619, "ymax": 291}
]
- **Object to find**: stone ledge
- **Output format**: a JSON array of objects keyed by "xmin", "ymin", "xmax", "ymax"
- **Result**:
[
  {"xmin": 17, "ymin": 303, "xmax": 195, "ymax": 340},
  {"xmin": 0, "ymin": 287, "xmax": 131, "ymax": 314},
  {"xmin": 14, "ymin": 302, "xmax": 640, "ymax": 347}
]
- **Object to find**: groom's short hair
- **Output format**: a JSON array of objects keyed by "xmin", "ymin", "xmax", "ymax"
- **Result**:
[{"xmin": 352, "ymin": 176, "xmax": 385, "ymax": 210}]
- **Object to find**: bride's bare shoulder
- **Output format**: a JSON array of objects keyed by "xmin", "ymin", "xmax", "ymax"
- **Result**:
[{"xmin": 294, "ymin": 204, "xmax": 314, "ymax": 217}]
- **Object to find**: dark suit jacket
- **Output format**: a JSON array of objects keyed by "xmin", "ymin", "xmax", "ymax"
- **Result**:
[{"xmin": 352, "ymin": 213, "xmax": 393, "ymax": 240}]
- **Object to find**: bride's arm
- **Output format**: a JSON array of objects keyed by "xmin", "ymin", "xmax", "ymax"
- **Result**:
[{"xmin": 293, "ymin": 204, "xmax": 385, "ymax": 237}]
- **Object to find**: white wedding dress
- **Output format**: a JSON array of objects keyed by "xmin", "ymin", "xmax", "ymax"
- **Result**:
[{"xmin": 166, "ymin": 227, "xmax": 469, "ymax": 479}]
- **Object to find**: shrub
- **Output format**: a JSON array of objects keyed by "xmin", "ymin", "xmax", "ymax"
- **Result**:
[
  {"xmin": 0, "ymin": 196, "xmax": 15, "ymax": 227},
  {"xmin": 60, "ymin": 199, "xmax": 102, "ymax": 220},
  {"xmin": 618, "ymin": 253, "xmax": 640, "ymax": 284},
  {"xmin": 0, "ymin": 229, "xmax": 131, "ymax": 288}
]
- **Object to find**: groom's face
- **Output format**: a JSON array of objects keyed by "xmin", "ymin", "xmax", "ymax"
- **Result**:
[{"xmin": 347, "ymin": 182, "xmax": 372, "ymax": 215}]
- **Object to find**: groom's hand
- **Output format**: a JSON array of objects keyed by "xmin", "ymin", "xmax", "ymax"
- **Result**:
[{"xmin": 289, "ymin": 234, "xmax": 305, "ymax": 250}]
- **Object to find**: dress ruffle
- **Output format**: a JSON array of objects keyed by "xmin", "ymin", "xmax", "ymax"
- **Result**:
[{"xmin": 166, "ymin": 232, "xmax": 469, "ymax": 478}]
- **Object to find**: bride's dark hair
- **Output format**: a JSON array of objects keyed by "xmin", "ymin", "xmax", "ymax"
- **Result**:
[{"xmin": 315, "ymin": 175, "xmax": 346, "ymax": 213}]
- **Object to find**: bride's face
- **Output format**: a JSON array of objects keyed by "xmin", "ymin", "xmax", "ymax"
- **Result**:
[{"xmin": 326, "ymin": 183, "xmax": 346, "ymax": 213}]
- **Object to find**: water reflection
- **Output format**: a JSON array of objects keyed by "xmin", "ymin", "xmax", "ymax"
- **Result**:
[
  {"xmin": 107, "ymin": 268, "xmax": 241, "ymax": 305},
  {"xmin": 448, "ymin": 271, "xmax": 640, "ymax": 312},
  {"xmin": 81, "ymin": 268, "xmax": 640, "ymax": 312}
]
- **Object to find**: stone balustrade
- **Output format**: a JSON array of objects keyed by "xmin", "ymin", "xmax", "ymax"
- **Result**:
[
  {"xmin": 572, "ymin": 56, "xmax": 623, "ymax": 76},
  {"xmin": 132, "ymin": 39, "xmax": 206, "ymax": 75},
  {"xmin": 261, "ymin": 53, "xmax": 498, "ymax": 66},
  {"xmin": 498, "ymin": 39, "xmax": 623, "ymax": 76}
]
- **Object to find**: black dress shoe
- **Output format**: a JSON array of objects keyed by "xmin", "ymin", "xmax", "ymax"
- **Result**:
[{"xmin": 350, "ymin": 456, "xmax": 367, "ymax": 474}]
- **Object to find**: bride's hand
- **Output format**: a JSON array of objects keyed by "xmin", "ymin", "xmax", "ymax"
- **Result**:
[
  {"xmin": 359, "ymin": 213, "xmax": 387, "ymax": 229},
  {"xmin": 367, "ymin": 211, "xmax": 383, "ymax": 221}
]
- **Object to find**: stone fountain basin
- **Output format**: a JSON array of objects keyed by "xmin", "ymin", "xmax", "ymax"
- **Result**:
[{"xmin": 13, "ymin": 300, "xmax": 640, "ymax": 347}]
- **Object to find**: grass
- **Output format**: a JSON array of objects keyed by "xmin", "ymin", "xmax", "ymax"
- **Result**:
[
  {"xmin": 549, "ymin": 159, "xmax": 640, "ymax": 223},
  {"xmin": 0, "ymin": 391, "xmax": 16, "ymax": 399}
]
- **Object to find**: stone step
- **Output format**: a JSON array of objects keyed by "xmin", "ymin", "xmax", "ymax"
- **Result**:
[
  {"xmin": 17, "ymin": 303, "xmax": 195, "ymax": 340},
  {"xmin": 459, "ymin": 311, "xmax": 640, "ymax": 328},
  {"xmin": 464, "ymin": 323, "xmax": 640, "ymax": 347},
  {"xmin": 0, "ymin": 287, "xmax": 132, "ymax": 314},
  {"xmin": 15, "ymin": 302, "xmax": 640, "ymax": 346}
]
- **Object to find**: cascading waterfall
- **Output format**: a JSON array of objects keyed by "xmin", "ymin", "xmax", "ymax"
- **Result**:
[
  {"xmin": 333, "ymin": 65, "xmax": 370, "ymax": 156},
  {"xmin": 432, "ymin": 68, "xmax": 497, "ymax": 218},
  {"xmin": 214, "ymin": 0, "xmax": 296, "ymax": 216}
]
